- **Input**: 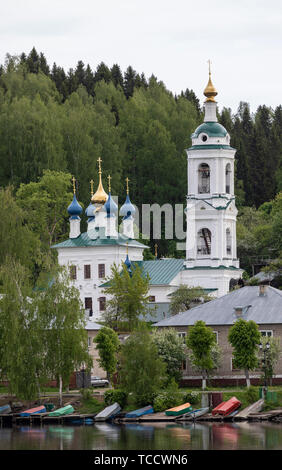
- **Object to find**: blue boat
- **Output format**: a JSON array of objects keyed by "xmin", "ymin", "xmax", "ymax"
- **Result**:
[
  {"xmin": 0, "ymin": 404, "xmax": 11, "ymax": 414},
  {"xmin": 125, "ymin": 405, "xmax": 154, "ymax": 418},
  {"xmin": 20, "ymin": 406, "xmax": 46, "ymax": 416}
]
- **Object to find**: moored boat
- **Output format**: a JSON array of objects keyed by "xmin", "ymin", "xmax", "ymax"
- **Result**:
[
  {"xmin": 48, "ymin": 405, "xmax": 74, "ymax": 417},
  {"xmin": 177, "ymin": 407, "xmax": 209, "ymax": 420},
  {"xmin": 0, "ymin": 404, "xmax": 11, "ymax": 414},
  {"xmin": 165, "ymin": 403, "xmax": 192, "ymax": 416},
  {"xmin": 212, "ymin": 397, "xmax": 241, "ymax": 416},
  {"xmin": 94, "ymin": 402, "xmax": 121, "ymax": 421},
  {"xmin": 20, "ymin": 406, "xmax": 46, "ymax": 416},
  {"xmin": 125, "ymin": 405, "xmax": 154, "ymax": 418}
]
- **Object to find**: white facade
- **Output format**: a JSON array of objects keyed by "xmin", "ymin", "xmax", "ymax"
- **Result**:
[
  {"xmin": 57, "ymin": 243, "xmax": 144, "ymax": 321},
  {"xmin": 184, "ymin": 90, "xmax": 242, "ymax": 296}
]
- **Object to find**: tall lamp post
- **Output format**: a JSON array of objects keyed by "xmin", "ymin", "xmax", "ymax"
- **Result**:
[{"xmin": 259, "ymin": 341, "xmax": 270, "ymax": 399}]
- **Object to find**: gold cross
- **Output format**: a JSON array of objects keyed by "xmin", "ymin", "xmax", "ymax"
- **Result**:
[
  {"xmin": 72, "ymin": 176, "xmax": 76, "ymax": 194},
  {"xmin": 90, "ymin": 179, "xmax": 94, "ymax": 197},
  {"xmin": 108, "ymin": 175, "xmax": 112, "ymax": 193},
  {"xmin": 125, "ymin": 177, "xmax": 129, "ymax": 194},
  {"xmin": 97, "ymin": 157, "xmax": 102, "ymax": 174},
  {"xmin": 208, "ymin": 59, "xmax": 212, "ymax": 76}
]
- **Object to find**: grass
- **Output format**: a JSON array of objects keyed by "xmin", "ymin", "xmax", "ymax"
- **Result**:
[{"xmin": 77, "ymin": 396, "xmax": 104, "ymax": 414}]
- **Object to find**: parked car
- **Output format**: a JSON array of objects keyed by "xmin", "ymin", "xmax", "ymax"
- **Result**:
[{"xmin": 91, "ymin": 376, "xmax": 109, "ymax": 387}]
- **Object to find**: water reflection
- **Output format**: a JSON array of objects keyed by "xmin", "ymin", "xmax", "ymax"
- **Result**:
[{"xmin": 1, "ymin": 421, "xmax": 282, "ymax": 450}]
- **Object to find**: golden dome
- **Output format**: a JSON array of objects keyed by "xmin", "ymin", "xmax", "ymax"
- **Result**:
[
  {"xmin": 91, "ymin": 158, "xmax": 108, "ymax": 204},
  {"xmin": 204, "ymin": 60, "xmax": 217, "ymax": 102}
]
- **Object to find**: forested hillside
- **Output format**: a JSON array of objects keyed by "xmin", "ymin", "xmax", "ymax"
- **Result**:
[{"xmin": 0, "ymin": 48, "xmax": 281, "ymax": 278}]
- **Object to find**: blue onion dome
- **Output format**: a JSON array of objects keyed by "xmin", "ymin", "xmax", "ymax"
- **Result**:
[
  {"xmin": 120, "ymin": 194, "xmax": 136, "ymax": 220},
  {"xmin": 67, "ymin": 194, "xmax": 83, "ymax": 218},
  {"xmin": 124, "ymin": 253, "xmax": 132, "ymax": 276},
  {"xmin": 103, "ymin": 192, "xmax": 118, "ymax": 218},
  {"xmin": 85, "ymin": 201, "xmax": 95, "ymax": 222}
]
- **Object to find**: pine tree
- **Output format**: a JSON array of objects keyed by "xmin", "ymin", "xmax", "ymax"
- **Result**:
[
  {"xmin": 110, "ymin": 63, "xmax": 123, "ymax": 89},
  {"xmin": 123, "ymin": 66, "xmax": 136, "ymax": 98}
]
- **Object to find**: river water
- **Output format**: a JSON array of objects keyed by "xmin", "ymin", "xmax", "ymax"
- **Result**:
[{"xmin": 0, "ymin": 421, "xmax": 282, "ymax": 450}]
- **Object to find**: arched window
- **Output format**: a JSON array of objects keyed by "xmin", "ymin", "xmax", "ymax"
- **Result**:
[
  {"xmin": 226, "ymin": 228, "xmax": 232, "ymax": 256},
  {"xmin": 197, "ymin": 228, "xmax": 211, "ymax": 256},
  {"xmin": 198, "ymin": 163, "xmax": 210, "ymax": 194},
  {"xmin": 225, "ymin": 163, "xmax": 231, "ymax": 194}
]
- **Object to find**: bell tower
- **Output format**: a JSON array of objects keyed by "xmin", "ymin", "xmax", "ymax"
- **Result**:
[{"xmin": 183, "ymin": 63, "xmax": 242, "ymax": 297}]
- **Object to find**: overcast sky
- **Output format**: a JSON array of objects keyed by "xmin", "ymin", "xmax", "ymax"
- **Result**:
[{"xmin": 1, "ymin": 0, "xmax": 281, "ymax": 113}]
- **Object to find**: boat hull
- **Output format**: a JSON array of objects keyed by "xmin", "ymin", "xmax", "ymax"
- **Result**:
[
  {"xmin": 125, "ymin": 405, "xmax": 154, "ymax": 418},
  {"xmin": 178, "ymin": 407, "xmax": 209, "ymax": 420},
  {"xmin": 95, "ymin": 403, "xmax": 121, "ymax": 421},
  {"xmin": 212, "ymin": 397, "xmax": 241, "ymax": 416},
  {"xmin": 48, "ymin": 405, "xmax": 74, "ymax": 417},
  {"xmin": 20, "ymin": 406, "xmax": 46, "ymax": 416},
  {"xmin": 0, "ymin": 405, "xmax": 11, "ymax": 414},
  {"xmin": 165, "ymin": 403, "xmax": 192, "ymax": 416}
]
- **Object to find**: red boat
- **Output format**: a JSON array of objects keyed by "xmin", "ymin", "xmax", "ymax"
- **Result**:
[
  {"xmin": 20, "ymin": 406, "xmax": 46, "ymax": 416},
  {"xmin": 212, "ymin": 397, "xmax": 241, "ymax": 416}
]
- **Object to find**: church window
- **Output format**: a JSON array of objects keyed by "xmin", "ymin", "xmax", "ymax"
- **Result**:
[
  {"xmin": 149, "ymin": 296, "xmax": 156, "ymax": 302},
  {"xmin": 84, "ymin": 264, "xmax": 91, "ymax": 279},
  {"xmin": 69, "ymin": 265, "xmax": 77, "ymax": 280},
  {"xmin": 197, "ymin": 228, "xmax": 211, "ymax": 255},
  {"xmin": 98, "ymin": 297, "xmax": 106, "ymax": 311},
  {"xmin": 198, "ymin": 163, "xmax": 210, "ymax": 194},
  {"xmin": 98, "ymin": 264, "xmax": 105, "ymax": 278},
  {"xmin": 225, "ymin": 163, "xmax": 231, "ymax": 193},
  {"xmin": 226, "ymin": 228, "xmax": 232, "ymax": 256},
  {"xmin": 85, "ymin": 297, "xmax": 93, "ymax": 316},
  {"xmin": 201, "ymin": 134, "xmax": 208, "ymax": 142}
]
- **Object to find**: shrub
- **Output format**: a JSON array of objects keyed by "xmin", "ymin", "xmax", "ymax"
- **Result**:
[
  {"xmin": 104, "ymin": 389, "xmax": 127, "ymax": 408},
  {"xmin": 153, "ymin": 380, "xmax": 183, "ymax": 412},
  {"xmin": 245, "ymin": 386, "xmax": 259, "ymax": 404},
  {"xmin": 183, "ymin": 391, "xmax": 200, "ymax": 405},
  {"xmin": 80, "ymin": 388, "xmax": 93, "ymax": 401}
]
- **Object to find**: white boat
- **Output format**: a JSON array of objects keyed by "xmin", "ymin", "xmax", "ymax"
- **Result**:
[{"xmin": 94, "ymin": 403, "xmax": 121, "ymax": 422}]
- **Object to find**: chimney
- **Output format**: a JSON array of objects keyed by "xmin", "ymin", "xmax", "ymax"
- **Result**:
[
  {"xmin": 234, "ymin": 306, "xmax": 243, "ymax": 317},
  {"xmin": 259, "ymin": 285, "xmax": 268, "ymax": 297}
]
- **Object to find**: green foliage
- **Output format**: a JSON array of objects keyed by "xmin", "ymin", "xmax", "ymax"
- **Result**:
[
  {"xmin": 183, "ymin": 391, "xmax": 200, "ymax": 404},
  {"xmin": 102, "ymin": 263, "xmax": 151, "ymax": 331},
  {"xmin": 151, "ymin": 328, "xmax": 186, "ymax": 383},
  {"xmin": 104, "ymin": 389, "xmax": 127, "ymax": 408},
  {"xmin": 186, "ymin": 321, "xmax": 219, "ymax": 389},
  {"xmin": 119, "ymin": 326, "xmax": 167, "ymax": 407},
  {"xmin": 228, "ymin": 319, "xmax": 261, "ymax": 387},
  {"xmin": 245, "ymin": 386, "xmax": 259, "ymax": 404},
  {"xmin": 169, "ymin": 285, "xmax": 212, "ymax": 316},
  {"xmin": 153, "ymin": 380, "xmax": 183, "ymax": 412},
  {"xmin": 0, "ymin": 257, "xmax": 46, "ymax": 399},
  {"xmin": 94, "ymin": 327, "xmax": 120, "ymax": 382}
]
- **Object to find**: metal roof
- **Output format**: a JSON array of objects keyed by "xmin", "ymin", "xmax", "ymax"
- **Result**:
[
  {"xmin": 154, "ymin": 286, "xmax": 282, "ymax": 327},
  {"xmin": 134, "ymin": 258, "xmax": 185, "ymax": 285},
  {"xmin": 51, "ymin": 229, "xmax": 147, "ymax": 250}
]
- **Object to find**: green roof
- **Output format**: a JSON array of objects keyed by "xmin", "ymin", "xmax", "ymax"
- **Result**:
[
  {"xmin": 51, "ymin": 228, "xmax": 148, "ymax": 250},
  {"xmin": 100, "ymin": 258, "xmax": 185, "ymax": 287},
  {"xmin": 183, "ymin": 265, "xmax": 241, "ymax": 271},
  {"xmin": 192, "ymin": 122, "xmax": 227, "ymax": 138},
  {"xmin": 135, "ymin": 259, "xmax": 185, "ymax": 285},
  {"xmin": 188, "ymin": 144, "xmax": 235, "ymax": 151}
]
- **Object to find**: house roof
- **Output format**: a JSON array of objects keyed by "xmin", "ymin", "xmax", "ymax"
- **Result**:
[
  {"xmin": 85, "ymin": 320, "xmax": 102, "ymax": 330},
  {"xmin": 153, "ymin": 286, "xmax": 282, "ymax": 327},
  {"xmin": 51, "ymin": 228, "xmax": 147, "ymax": 250}
]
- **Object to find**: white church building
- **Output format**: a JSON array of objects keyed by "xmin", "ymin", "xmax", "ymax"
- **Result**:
[{"xmin": 52, "ymin": 70, "xmax": 243, "ymax": 324}]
